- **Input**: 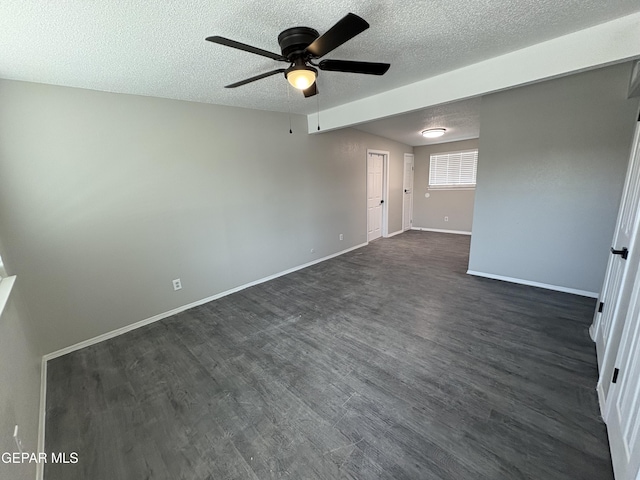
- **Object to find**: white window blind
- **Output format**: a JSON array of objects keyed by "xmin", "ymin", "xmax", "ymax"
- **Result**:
[{"xmin": 429, "ymin": 149, "xmax": 478, "ymax": 188}]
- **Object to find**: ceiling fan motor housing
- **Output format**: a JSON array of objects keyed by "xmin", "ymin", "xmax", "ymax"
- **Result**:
[{"xmin": 277, "ymin": 27, "xmax": 319, "ymax": 60}]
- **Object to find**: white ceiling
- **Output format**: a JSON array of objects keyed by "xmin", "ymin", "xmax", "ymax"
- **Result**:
[
  {"xmin": 1, "ymin": 0, "xmax": 639, "ymax": 121},
  {"xmin": 353, "ymin": 98, "xmax": 481, "ymax": 147}
]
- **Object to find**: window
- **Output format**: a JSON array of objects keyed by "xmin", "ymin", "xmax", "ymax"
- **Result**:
[{"xmin": 429, "ymin": 149, "xmax": 478, "ymax": 189}]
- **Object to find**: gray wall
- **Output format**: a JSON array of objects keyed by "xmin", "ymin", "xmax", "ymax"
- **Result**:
[
  {"xmin": 0, "ymin": 279, "xmax": 42, "ymax": 480},
  {"xmin": 413, "ymin": 139, "xmax": 478, "ymax": 232},
  {"xmin": 0, "ymin": 79, "xmax": 412, "ymax": 353},
  {"xmin": 469, "ymin": 63, "xmax": 639, "ymax": 294}
]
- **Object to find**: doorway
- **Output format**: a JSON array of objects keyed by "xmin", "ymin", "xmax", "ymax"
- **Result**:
[
  {"xmin": 403, "ymin": 153, "xmax": 414, "ymax": 231},
  {"xmin": 593, "ymin": 117, "xmax": 640, "ymax": 408},
  {"xmin": 592, "ymin": 115, "xmax": 640, "ymax": 480},
  {"xmin": 367, "ymin": 150, "xmax": 389, "ymax": 242},
  {"xmin": 605, "ymin": 260, "xmax": 640, "ymax": 480}
]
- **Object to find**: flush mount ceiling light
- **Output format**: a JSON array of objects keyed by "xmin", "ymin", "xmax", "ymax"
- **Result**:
[
  {"xmin": 422, "ymin": 128, "xmax": 446, "ymax": 138},
  {"xmin": 285, "ymin": 64, "xmax": 318, "ymax": 90}
]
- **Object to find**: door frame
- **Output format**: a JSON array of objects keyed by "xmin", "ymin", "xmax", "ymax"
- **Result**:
[
  {"xmin": 366, "ymin": 149, "xmax": 390, "ymax": 240},
  {"xmin": 604, "ymin": 255, "xmax": 640, "ymax": 480},
  {"xmin": 592, "ymin": 115, "xmax": 640, "ymax": 414},
  {"xmin": 402, "ymin": 153, "xmax": 414, "ymax": 231}
]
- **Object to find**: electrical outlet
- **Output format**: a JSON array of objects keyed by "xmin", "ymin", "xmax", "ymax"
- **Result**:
[
  {"xmin": 444, "ymin": 216, "xmax": 449, "ymax": 222},
  {"xmin": 172, "ymin": 278, "xmax": 182, "ymax": 291},
  {"xmin": 339, "ymin": 234, "xmax": 343, "ymax": 241},
  {"xmin": 13, "ymin": 425, "xmax": 23, "ymax": 453}
]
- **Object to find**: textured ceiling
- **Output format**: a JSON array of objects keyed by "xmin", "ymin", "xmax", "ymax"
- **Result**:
[
  {"xmin": 1, "ymin": 0, "xmax": 639, "ymax": 117},
  {"xmin": 353, "ymin": 98, "xmax": 481, "ymax": 147}
]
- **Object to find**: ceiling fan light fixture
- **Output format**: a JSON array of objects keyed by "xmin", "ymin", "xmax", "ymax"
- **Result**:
[
  {"xmin": 422, "ymin": 128, "xmax": 446, "ymax": 138},
  {"xmin": 286, "ymin": 66, "xmax": 317, "ymax": 90}
]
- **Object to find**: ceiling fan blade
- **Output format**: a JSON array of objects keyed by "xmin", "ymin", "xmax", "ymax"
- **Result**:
[
  {"xmin": 206, "ymin": 36, "xmax": 286, "ymax": 61},
  {"xmin": 304, "ymin": 13, "xmax": 369, "ymax": 58},
  {"xmin": 225, "ymin": 69, "xmax": 286, "ymax": 88},
  {"xmin": 318, "ymin": 59, "xmax": 390, "ymax": 75},
  {"xmin": 303, "ymin": 83, "xmax": 318, "ymax": 98}
]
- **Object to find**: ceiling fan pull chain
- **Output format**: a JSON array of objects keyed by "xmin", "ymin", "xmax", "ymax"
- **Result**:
[
  {"xmin": 286, "ymin": 83, "xmax": 293, "ymax": 134},
  {"xmin": 317, "ymin": 89, "xmax": 320, "ymax": 131}
]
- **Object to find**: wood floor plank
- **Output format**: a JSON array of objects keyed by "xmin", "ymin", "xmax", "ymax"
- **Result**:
[{"xmin": 44, "ymin": 231, "xmax": 612, "ymax": 479}]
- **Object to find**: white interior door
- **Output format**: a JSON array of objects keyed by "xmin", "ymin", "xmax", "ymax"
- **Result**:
[
  {"xmin": 403, "ymin": 154, "xmax": 414, "ymax": 231},
  {"xmin": 367, "ymin": 152, "xmax": 384, "ymax": 241},
  {"xmin": 605, "ymin": 259, "xmax": 640, "ymax": 480},
  {"xmin": 593, "ymin": 118, "xmax": 640, "ymax": 407}
]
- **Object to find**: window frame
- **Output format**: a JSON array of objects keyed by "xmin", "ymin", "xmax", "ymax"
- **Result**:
[{"xmin": 428, "ymin": 149, "xmax": 478, "ymax": 190}]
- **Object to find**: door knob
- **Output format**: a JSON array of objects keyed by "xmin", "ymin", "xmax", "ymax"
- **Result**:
[
  {"xmin": 380, "ymin": 200, "xmax": 384, "ymax": 204},
  {"xmin": 611, "ymin": 247, "xmax": 629, "ymax": 260}
]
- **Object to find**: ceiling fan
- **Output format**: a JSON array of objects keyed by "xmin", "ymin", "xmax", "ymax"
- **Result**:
[{"xmin": 205, "ymin": 13, "xmax": 390, "ymax": 98}]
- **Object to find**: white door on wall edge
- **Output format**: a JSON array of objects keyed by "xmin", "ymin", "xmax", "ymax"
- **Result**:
[
  {"xmin": 403, "ymin": 153, "xmax": 414, "ymax": 231},
  {"xmin": 593, "ymin": 118, "xmax": 640, "ymax": 407},
  {"xmin": 367, "ymin": 152, "xmax": 384, "ymax": 241},
  {"xmin": 605, "ymin": 257, "xmax": 640, "ymax": 480}
]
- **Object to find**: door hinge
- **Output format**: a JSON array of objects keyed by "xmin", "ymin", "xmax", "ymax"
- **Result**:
[
  {"xmin": 611, "ymin": 247, "xmax": 629, "ymax": 259},
  {"xmin": 598, "ymin": 302, "xmax": 604, "ymax": 313},
  {"xmin": 612, "ymin": 368, "xmax": 620, "ymax": 384}
]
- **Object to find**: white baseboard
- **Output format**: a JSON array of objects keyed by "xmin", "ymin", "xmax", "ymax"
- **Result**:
[
  {"xmin": 466, "ymin": 270, "xmax": 599, "ymax": 298},
  {"xmin": 411, "ymin": 227, "xmax": 472, "ymax": 236},
  {"xmin": 597, "ymin": 381, "xmax": 607, "ymax": 420},
  {"xmin": 43, "ymin": 241, "xmax": 368, "ymax": 362},
  {"xmin": 386, "ymin": 230, "xmax": 404, "ymax": 238}
]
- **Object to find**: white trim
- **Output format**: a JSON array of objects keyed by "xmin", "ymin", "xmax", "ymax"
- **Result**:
[
  {"xmin": 597, "ymin": 381, "xmax": 607, "ymax": 420},
  {"xmin": 466, "ymin": 270, "xmax": 598, "ymax": 298},
  {"xmin": 402, "ymin": 153, "xmax": 414, "ymax": 232},
  {"xmin": 43, "ymin": 242, "xmax": 368, "ymax": 361},
  {"xmin": 0, "ymin": 275, "xmax": 17, "ymax": 318},
  {"xmin": 366, "ymin": 149, "xmax": 390, "ymax": 241},
  {"xmin": 36, "ymin": 357, "xmax": 47, "ymax": 480},
  {"xmin": 386, "ymin": 230, "xmax": 403, "ymax": 238},
  {"xmin": 411, "ymin": 227, "xmax": 472, "ymax": 236},
  {"xmin": 307, "ymin": 12, "xmax": 640, "ymax": 133},
  {"xmin": 384, "ymin": 154, "xmax": 390, "ymax": 238}
]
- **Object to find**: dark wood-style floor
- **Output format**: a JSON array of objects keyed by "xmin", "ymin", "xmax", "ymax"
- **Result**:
[{"xmin": 45, "ymin": 231, "xmax": 612, "ymax": 480}]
